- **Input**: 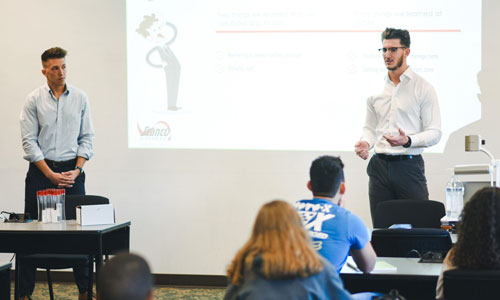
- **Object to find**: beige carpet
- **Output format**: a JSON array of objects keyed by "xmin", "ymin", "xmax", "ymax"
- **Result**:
[{"xmin": 12, "ymin": 282, "xmax": 225, "ymax": 300}]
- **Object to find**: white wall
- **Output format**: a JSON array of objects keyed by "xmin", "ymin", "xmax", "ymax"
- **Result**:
[{"xmin": 0, "ymin": 0, "xmax": 498, "ymax": 275}]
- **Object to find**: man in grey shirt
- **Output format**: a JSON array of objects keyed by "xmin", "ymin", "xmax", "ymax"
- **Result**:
[{"xmin": 19, "ymin": 47, "xmax": 95, "ymax": 300}]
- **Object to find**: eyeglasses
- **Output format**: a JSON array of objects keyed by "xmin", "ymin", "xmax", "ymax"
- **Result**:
[{"xmin": 378, "ymin": 47, "xmax": 406, "ymax": 53}]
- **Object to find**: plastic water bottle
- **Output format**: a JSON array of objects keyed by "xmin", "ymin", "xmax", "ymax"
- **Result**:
[
  {"xmin": 445, "ymin": 175, "xmax": 464, "ymax": 219},
  {"xmin": 56, "ymin": 189, "xmax": 66, "ymax": 222}
]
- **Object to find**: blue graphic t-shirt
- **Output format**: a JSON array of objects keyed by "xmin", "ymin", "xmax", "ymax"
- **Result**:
[{"xmin": 295, "ymin": 198, "xmax": 369, "ymax": 273}]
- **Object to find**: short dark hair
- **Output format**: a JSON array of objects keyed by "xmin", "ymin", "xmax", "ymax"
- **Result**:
[
  {"xmin": 381, "ymin": 28, "xmax": 411, "ymax": 48},
  {"xmin": 309, "ymin": 156, "xmax": 344, "ymax": 198},
  {"xmin": 41, "ymin": 47, "xmax": 67, "ymax": 63},
  {"xmin": 97, "ymin": 253, "xmax": 153, "ymax": 300}
]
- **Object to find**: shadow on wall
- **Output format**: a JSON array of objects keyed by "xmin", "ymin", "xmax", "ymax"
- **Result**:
[{"xmin": 443, "ymin": 0, "xmax": 500, "ymax": 168}]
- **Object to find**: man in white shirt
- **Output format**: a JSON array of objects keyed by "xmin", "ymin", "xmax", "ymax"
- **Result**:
[{"xmin": 354, "ymin": 28, "xmax": 441, "ymax": 224}]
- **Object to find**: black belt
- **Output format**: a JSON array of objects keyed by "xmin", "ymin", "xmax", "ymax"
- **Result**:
[
  {"xmin": 45, "ymin": 158, "xmax": 77, "ymax": 168},
  {"xmin": 376, "ymin": 154, "xmax": 419, "ymax": 161}
]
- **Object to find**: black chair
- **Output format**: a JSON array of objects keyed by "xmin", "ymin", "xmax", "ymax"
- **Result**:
[
  {"xmin": 373, "ymin": 199, "xmax": 445, "ymax": 228},
  {"xmin": 371, "ymin": 228, "xmax": 452, "ymax": 258},
  {"xmin": 18, "ymin": 195, "xmax": 109, "ymax": 300},
  {"xmin": 443, "ymin": 268, "xmax": 500, "ymax": 300}
]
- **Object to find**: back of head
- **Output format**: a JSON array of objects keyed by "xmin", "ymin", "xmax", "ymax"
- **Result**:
[
  {"xmin": 453, "ymin": 187, "xmax": 500, "ymax": 269},
  {"xmin": 41, "ymin": 47, "xmax": 67, "ymax": 64},
  {"xmin": 381, "ymin": 28, "xmax": 411, "ymax": 48},
  {"xmin": 97, "ymin": 253, "xmax": 153, "ymax": 300},
  {"xmin": 226, "ymin": 200, "xmax": 322, "ymax": 285},
  {"xmin": 309, "ymin": 156, "xmax": 344, "ymax": 198}
]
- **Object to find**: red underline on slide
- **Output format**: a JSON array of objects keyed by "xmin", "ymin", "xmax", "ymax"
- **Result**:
[{"xmin": 215, "ymin": 29, "xmax": 462, "ymax": 33}]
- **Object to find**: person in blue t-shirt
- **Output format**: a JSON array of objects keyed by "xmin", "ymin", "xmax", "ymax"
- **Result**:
[{"xmin": 296, "ymin": 156, "xmax": 377, "ymax": 273}]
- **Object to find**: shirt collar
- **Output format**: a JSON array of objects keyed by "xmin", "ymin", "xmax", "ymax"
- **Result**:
[
  {"xmin": 384, "ymin": 66, "xmax": 414, "ymax": 83},
  {"xmin": 311, "ymin": 197, "xmax": 338, "ymax": 206},
  {"xmin": 401, "ymin": 66, "xmax": 414, "ymax": 80},
  {"xmin": 44, "ymin": 83, "xmax": 70, "ymax": 96}
]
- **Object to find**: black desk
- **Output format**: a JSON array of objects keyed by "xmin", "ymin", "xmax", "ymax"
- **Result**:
[
  {"xmin": 0, "ymin": 262, "xmax": 11, "ymax": 300},
  {"xmin": 0, "ymin": 220, "xmax": 130, "ymax": 299},
  {"xmin": 341, "ymin": 257, "xmax": 442, "ymax": 300}
]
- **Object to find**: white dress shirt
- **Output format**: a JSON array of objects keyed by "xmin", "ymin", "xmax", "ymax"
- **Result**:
[
  {"xmin": 20, "ymin": 83, "xmax": 95, "ymax": 162},
  {"xmin": 361, "ymin": 67, "xmax": 441, "ymax": 155}
]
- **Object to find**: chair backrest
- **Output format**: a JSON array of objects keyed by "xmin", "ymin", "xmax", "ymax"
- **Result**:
[
  {"xmin": 371, "ymin": 228, "xmax": 452, "ymax": 257},
  {"xmin": 64, "ymin": 195, "xmax": 110, "ymax": 220},
  {"xmin": 443, "ymin": 268, "xmax": 500, "ymax": 300},
  {"xmin": 373, "ymin": 199, "xmax": 445, "ymax": 228}
]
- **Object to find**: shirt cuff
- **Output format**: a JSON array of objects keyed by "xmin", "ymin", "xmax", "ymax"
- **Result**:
[{"xmin": 24, "ymin": 153, "xmax": 45, "ymax": 163}]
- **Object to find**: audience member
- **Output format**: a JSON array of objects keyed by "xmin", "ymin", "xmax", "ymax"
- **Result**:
[
  {"xmin": 97, "ymin": 253, "xmax": 154, "ymax": 300},
  {"xmin": 436, "ymin": 187, "xmax": 500, "ymax": 299},
  {"xmin": 224, "ymin": 200, "xmax": 353, "ymax": 300},
  {"xmin": 296, "ymin": 156, "xmax": 377, "ymax": 273}
]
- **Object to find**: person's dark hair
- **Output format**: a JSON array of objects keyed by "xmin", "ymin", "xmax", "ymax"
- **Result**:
[
  {"xmin": 41, "ymin": 47, "xmax": 67, "ymax": 63},
  {"xmin": 452, "ymin": 187, "xmax": 500, "ymax": 269},
  {"xmin": 381, "ymin": 28, "xmax": 411, "ymax": 48},
  {"xmin": 309, "ymin": 156, "xmax": 344, "ymax": 198},
  {"xmin": 97, "ymin": 253, "xmax": 153, "ymax": 300}
]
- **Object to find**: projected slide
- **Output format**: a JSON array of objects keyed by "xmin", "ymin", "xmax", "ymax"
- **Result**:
[{"xmin": 126, "ymin": 0, "xmax": 481, "ymax": 151}]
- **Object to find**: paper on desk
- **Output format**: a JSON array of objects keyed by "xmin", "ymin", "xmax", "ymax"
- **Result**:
[
  {"xmin": 345, "ymin": 256, "xmax": 397, "ymax": 272},
  {"xmin": 374, "ymin": 260, "xmax": 397, "ymax": 272}
]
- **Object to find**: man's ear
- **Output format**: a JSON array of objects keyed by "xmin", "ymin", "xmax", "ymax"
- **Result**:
[
  {"xmin": 339, "ymin": 182, "xmax": 346, "ymax": 195},
  {"xmin": 41, "ymin": 68, "xmax": 46, "ymax": 76},
  {"xmin": 404, "ymin": 47, "xmax": 411, "ymax": 57},
  {"xmin": 307, "ymin": 181, "xmax": 312, "ymax": 192}
]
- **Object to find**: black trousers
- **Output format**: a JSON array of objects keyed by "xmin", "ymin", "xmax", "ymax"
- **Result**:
[
  {"xmin": 367, "ymin": 154, "xmax": 429, "ymax": 225},
  {"xmin": 21, "ymin": 160, "xmax": 89, "ymax": 296}
]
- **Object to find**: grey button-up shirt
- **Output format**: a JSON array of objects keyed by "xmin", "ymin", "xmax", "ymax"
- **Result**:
[{"xmin": 20, "ymin": 83, "xmax": 94, "ymax": 162}]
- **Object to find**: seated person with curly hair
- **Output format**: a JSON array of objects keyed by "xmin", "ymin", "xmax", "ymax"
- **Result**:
[{"xmin": 436, "ymin": 187, "xmax": 500, "ymax": 299}]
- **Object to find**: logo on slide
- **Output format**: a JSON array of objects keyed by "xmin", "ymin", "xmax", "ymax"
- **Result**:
[{"xmin": 137, "ymin": 121, "xmax": 171, "ymax": 141}]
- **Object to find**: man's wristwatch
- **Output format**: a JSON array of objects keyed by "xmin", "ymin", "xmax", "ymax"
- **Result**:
[
  {"xmin": 75, "ymin": 166, "xmax": 84, "ymax": 174},
  {"xmin": 403, "ymin": 136, "xmax": 412, "ymax": 148}
]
